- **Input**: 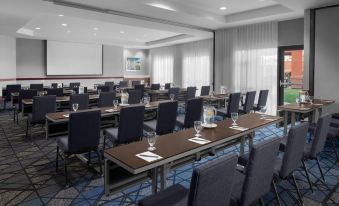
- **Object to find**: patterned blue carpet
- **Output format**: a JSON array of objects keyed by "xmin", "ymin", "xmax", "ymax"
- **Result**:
[{"xmin": 0, "ymin": 108, "xmax": 338, "ymax": 205}]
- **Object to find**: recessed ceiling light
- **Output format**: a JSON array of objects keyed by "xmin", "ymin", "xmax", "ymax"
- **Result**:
[
  {"xmin": 58, "ymin": 14, "xmax": 64, "ymax": 17},
  {"xmin": 147, "ymin": 3, "xmax": 176, "ymax": 11},
  {"xmin": 94, "ymin": 27, "xmax": 99, "ymax": 31},
  {"xmin": 61, "ymin": 23, "xmax": 67, "ymax": 27},
  {"xmin": 219, "ymin": 6, "xmax": 227, "ymax": 10},
  {"xmin": 35, "ymin": 27, "xmax": 41, "ymax": 30},
  {"xmin": 120, "ymin": 30, "xmax": 125, "ymax": 34}
]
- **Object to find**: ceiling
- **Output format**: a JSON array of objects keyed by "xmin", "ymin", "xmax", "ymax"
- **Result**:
[{"xmin": 0, "ymin": 0, "xmax": 338, "ymax": 48}]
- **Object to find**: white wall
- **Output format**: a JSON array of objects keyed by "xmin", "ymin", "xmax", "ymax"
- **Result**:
[
  {"xmin": 0, "ymin": 35, "xmax": 16, "ymax": 96},
  {"xmin": 278, "ymin": 18, "xmax": 304, "ymax": 46}
]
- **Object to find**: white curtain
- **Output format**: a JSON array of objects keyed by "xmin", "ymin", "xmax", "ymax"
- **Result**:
[
  {"xmin": 215, "ymin": 22, "xmax": 278, "ymax": 114},
  {"xmin": 150, "ymin": 47, "xmax": 174, "ymax": 85},
  {"xmin": 182, "ymin": 39, "xmax": 213, "ymax": 95}
]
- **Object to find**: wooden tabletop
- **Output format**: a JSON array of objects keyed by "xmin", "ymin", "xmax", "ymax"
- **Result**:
[
  {"xmin": 45, "ymin": 100, "xmax": 166, "ymax": 123},
  {"xmin": 22, "ymin": 94, "xmax": 100, "ymax": 105},
  {"xmin": 104, "ymin": 113, "xmax": 283, "ymax": 174},
  {"xmin": 200, "ymin": 94, "xmax": 229, "ymax": 100},
  {"xmin": 277, "ymin": 99, "xmax": 335, "ymax": 113}
]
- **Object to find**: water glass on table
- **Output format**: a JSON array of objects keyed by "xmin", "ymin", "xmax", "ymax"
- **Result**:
[
  {"xmin": 146, "ymin": 131, "xmax": 157, "ymax": 151},
  {"xmin": 231, "ymin": 112, "xmax": 238, "ymax": 126},
  {"xmin": 72, "ymin": 103, "xmax": 79, "ymax": 112},
  {"xmin": 194, "ymin": 121, "xmax": 203, "ymax": 137}
]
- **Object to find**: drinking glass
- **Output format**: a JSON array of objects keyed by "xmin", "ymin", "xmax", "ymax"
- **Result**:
[
  {"xmin": 296, "ymin": 97, "xmax": 301, "ymax": 105},
  {"xmin": 231, "ymin": 112, "xmax": 238, "ymax": 126},
  {"xmin": 170, "ymin": 94, "xmax": 175, "ymax": 101},
  {"xmin": 72, "ymin": 103, "xmax": 79, "ymax": 112},
  {"xmin": 308, "ymin": 96, "xmax": 314, "ymax": 104},
  {"xmin": 146, "ymin": 131, "xmax": 157, "ymax": 151},
  {"xmin": 98, "ymin": 89, "xmax": 101, "ymax": 95},
  {"xmin": 260, "ymin": 106, "xmax": 267, "ymax": 118},
  {"xmin": 113, "ymin": 100, "xmax": 119, "ymax": 110},
  {"xmin": 194, "ymin": 121, "xmax": 203, "ymax": 137},
  {"xmin": 144, "ymin": 96, "xmax": 150, "ymax": 106}
]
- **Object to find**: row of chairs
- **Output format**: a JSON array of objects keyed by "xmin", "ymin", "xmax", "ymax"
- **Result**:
[{"xmin": 139, "ymin": 114, "xmax": 333, "ymax": 206}]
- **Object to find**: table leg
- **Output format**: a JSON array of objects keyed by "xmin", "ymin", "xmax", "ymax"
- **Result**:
[
  {"xmin": 160, "ymin": 165, "xmax": 168, "ymax": 191},
  {"xmin": 151, "ymin": 167, "xmax": 158, "ymax": 194},
  {"xmin": 317, "ymin": 108, "xmax": 322, "ymax": 121},
  {"xmin": 248, "ymin": 133, "xmax": 254, "ymax": 153},
  {"xmin": 283, "ymin": 111, "xmax": 288, "ymax": 136},
  {"xmin": 104, "ymin": 159, "xmax": 110, "ymax": 196},
  {"xmin": 45, "ymin": 119, "xmax": 49, "ymax": 140},
  {"xmin": 240, "ymin": 136, "xmax": 245, "ymax": 155},
  {"xmin": 291, "ymin": 112, "xmax": 296, "ymax": 126}
]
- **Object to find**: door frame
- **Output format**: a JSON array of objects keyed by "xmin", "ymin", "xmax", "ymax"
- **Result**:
[{"xmin": 277, "ymin": 45, "xmax": 304, "ymax": 106}]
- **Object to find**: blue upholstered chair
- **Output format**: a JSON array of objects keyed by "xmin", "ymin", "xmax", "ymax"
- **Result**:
[
  {"xmin": 134, "ymin": 84, "xmax": 145, "ymax": 97},
  {"xmin": 47, "ymin": 88, "xmax": 63, "ymax": 97},
  {"xmin": 103, "ymin": 105, "xmax": 145, "ymax": 149},
  {"xmin": 51, "ymin": 83, "xmax": 58, "ymax": 89},
  {"xmin": 98, "ymin": 92, "xmax": 116, "ymax": 108},
  {"xmin": 138, "ymin": 153, "xmax": 238, "ymax": 206},
  {"xmin": 104, "ymin": 81, "xmax": 114, "ymax": 91},
  {"xmin": 56, "ymin": 110, "xmax": 102, "ymax": 186},
  {"xmin": 4, "ymin": 84, "xmax": 21, "ymax": 110},
  {"xmin": 230, "ymin": 137, "xmax": 281, "ymax": 206},
  {"xmin": 239, "ymin": 91, "xmax": 256, "ymax": 114},
  {"xmin": 176, "ymin": 98, "xmax": 203, "ymax": 129},
  {"xmin": 14, "ymin": 89, "xmax": 38, "ymax": 123},
  {"xmin": 26, "ymin": 96, "xmax": 56, "ymax": 139},
  {"xmin": 217, "ymin": 92, "xmax": 241, "ymax": 119},
  {"xmin": 69, "ymin": 93, "xmax": 89, "ymax": 110},
  {"xmin": 186, "ymin": 87, "xmax": 196, "ymax": 101},
  {"xmin": 144, "ymin": 101, "xmax": 178, "ymax": 135},
  {"xmin": 69, "ymin": 82, "xmax": 80, "ymax": 89},
  {"xmin": 128, "ymin": 89, "xmax": 143, "ymax": 104},
  {"xmin": 168, "ymin": 87, "xmax": 180, "ymax": 100},
  {"xmin": 132, "ymin": 80, "xmax": 141, "ymax": 86},
  {"xmin": 151, "ymin": 84, "xmax": 160, "ymax": 90},
  {"xmin": 119, "ymin": 81, "xmax": 128, "ymax": 87},
  {"xmin": 327, "ymin": 114, "xmax": 339, "ymax": 162},
  {"xmin": 165, "ymin": 83, "xmax": 171, "ymax": 90},
  {"xmin": 254, "ymin": 90, "xmax": 269, "ymax": 111},
  {"xmin": 97, "ymin": 85, "xmax": 110, "ymax": 93},
  {"xmin": 200, "ymin": 86, "xmax": 210, "ymax": 96},
  {"xmin": 29, "ymin": 84, "xmax": 43, "ymax": 91}
]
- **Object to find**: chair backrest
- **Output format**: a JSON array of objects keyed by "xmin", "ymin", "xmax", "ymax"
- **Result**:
[
  {"xmin": 226, "ymin": 92, "xmax": 241, "ymax": 117},
  {"xmin": 47, "ymin": 88, "xmax": 63, "ymax": 97},
  {"xmin": 128, "ymin": 89, "xmax": 142, "ymax": 104},
  {"xmin": 186, "ymin": 87, "xmax": 196, "ymax": 101},
  {"xmin": 118, "ymin": 105, "xmax": 145, "ymax": 144},
  {"xmin": 97, "ymin": 85, "xmax": 110, "ymax": 93},
  {"xmin": 5, "ymin": 84, "xmax": 21, "ymax": 101},
  {"xmin": 257, "ymin": 90, "xmax": 269, "ymax": 108},
  {"xmin": 69, "ymin": 82, "xmax": 80, "ymax": 89},
  {"xmin": 184, "ymin": 98, "xmax": 203, "ymax": 128},
  {"xmin": 280, "ymin": 123, "xmax": 309, "ymax": 178},
  {"xmin": 69, "ymin": 94, "xmax": 89, "ymax": 110},
  {"xmin": 68, "ymin": 110, "xmax": 101, "ymax": 154},
  {"xmin": 32, "ymin": 96, "xmax": 56, "ymax": 122},
  {"xmin": 187, "ymin": 153, "xmax": 238, "ymax": 206},
  {"xmin": 134, "ymin": 84, "xmax": 145, "ymax": 97},
  {"xmin": 151, "ymin": 84, "xmax": 160, "ymax": 90},
  {"xmin": 51, "ymin": 83, "xmax": 58, "ymax": 89},
  {"xmin": 165, "ymin": 83, "xmax": 171, "ymax": 90},
  {"xmin": 156, "ymin": 101, "xmax": 178, "ymax": 135},
  {"xmin": 168, "ymin": 87, "xmax": 180, "ymax": 100},
  {"xmin": 29, "ymin": 84, "xmax": 43, "ymax": 91},
  {"xmin": 132, "ymin": 80, "xmax": 141, "ymax": 86},
  {"xmin": 310, "ymin": 114, "xmax": 332, "ymax": 157},
  {"xmin": 119, "ymin": 81, "xmax": 128, "ymax": 87},
  {"xmin": 98, "ymin": 92, "xmax": 116, "ymax": 108},
  {"xmin": 18, "ymin": 89, "xmax": 37, "ymax": 111},
  {"xmin": 104, "ymin": 81, "xmax": 114, "ymax": 87},
  {"xmin": 240, "ymin": 137, "xmax": 280, "ymax": 206},
  {"xmin": 200, "ymin": 86, "xmax": 210, "ymax": 96},
  {"xmin": 243, "ymin": 91, "xmax": 256, "ymax": 113}
]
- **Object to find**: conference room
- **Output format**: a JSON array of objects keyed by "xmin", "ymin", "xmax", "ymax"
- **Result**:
[{"xmin": 0, "ymin": 0, "xmax": 338, "ymax": 205}]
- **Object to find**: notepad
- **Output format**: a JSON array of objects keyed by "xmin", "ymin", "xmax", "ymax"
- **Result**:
[
  {"xmin": 62, "ymin": 114, "xmax": 69, "ymax": 118},
  {"xmin": 105, "ymin": 109, "xmax": 117, "ymax": 113},
  {"xmin": 188, "ymin": 137, "xmax": 211, "ymax": 145},
  {"xmin": 136, "ymin": 151, "xmax": 163, "ymax": 162},
  {"xmin": 229, "ymin": 126, "xmax": 248, "ymax": 131}
]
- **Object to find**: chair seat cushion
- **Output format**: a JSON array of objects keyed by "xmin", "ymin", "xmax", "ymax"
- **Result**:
[
  {"xmin": 230, "ymin": 170, "xmax": 246, "ymax": 205},
  {"xmin": 279, "ymin": 136, "xmax": 288, "ymax": 151},
  {"xmin": 57, "ymin": 135, "xmax": 69, "ymax": 153},
  {"xmin": 144, "ymin": 120, "xmax": 157, "ymax": 132},
  {"xmin": 104, "ymin": 128, "xmax": 118, "ymax": 141},
  {"xmin": 303, "ymin": 143, "xmax": 312, "ymax": 158},
  {"xmin": 138, "ymin": 184, "xmax": 188, "ymax": 206},
  {"xmin": 273, "ymin": 158, "xmax": 283, "ymax": 178},
  {"xmin": 176, "ymin": 115, "xmax": 185, "ymax": 127},
  {"xmin": 217, "ymin": 108, "xmax": 228, "ymax": 117}
]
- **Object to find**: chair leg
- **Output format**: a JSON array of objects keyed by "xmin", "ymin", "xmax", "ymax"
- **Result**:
[
  {"xmin": 64, "ymin": 155, "xmax": 69, "ymax": 187},
  {"xmin": 103, "ymin": 134, "xmax": 106, "ymax": 151},
  {"xmin": 260, "ymin": 197, "xmax": 265, "ymax": 206},
  {"xmin": 272, "ymin": 180, "xmax": 282, "ymax": 206},
  {"xmin": 26, "ymin": 119, "xmax": 29, "ymax": 138},
  {"xmin": 16, "ymin": 111, "xmax": 19, "ymax": 124},
  {"xmin": 291, "ymin": 172, "xmax": 303, "ymax": 205},
  {"xmin": 56, "ymin": 146, "xmax": 59, "ymax": 172},
  {"xmin": 331, "ymin": 139, "xmax": 339, "ymax": 163},
  {"xmin": 302, "ymin": 160, "xmax": 314, "ymax": 193},
  {"xmin": 95, "ymin": 149, "xmax": 103, "ymax": 175},
  {"xmin": 13, "ymin": 109, "xmax": 15, "ymax": 122},
  {"xmin": 315, "ymin": 157, "xmax": 325, "ymax": 182}
]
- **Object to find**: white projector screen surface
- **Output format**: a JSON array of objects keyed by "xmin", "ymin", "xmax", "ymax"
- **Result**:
[{"xmin": 47, "ymin": 41, "xmax": 102, "ymax": 75}]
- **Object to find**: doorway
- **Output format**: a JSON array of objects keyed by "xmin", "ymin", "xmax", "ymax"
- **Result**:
[{"xmin": 278, "ymin": 45, "xmax": 304, "ymax": 105}]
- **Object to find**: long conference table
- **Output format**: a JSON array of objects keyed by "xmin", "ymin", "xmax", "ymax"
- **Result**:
[
  {"xmin": 103, "ymin": 113, "xmax": 283, "ymax": 195},
  {"xmin": 278, "ymin": 99, "xmax": 335, "ymax": 135}
]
